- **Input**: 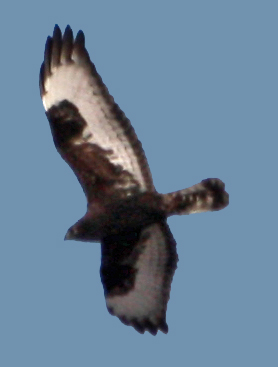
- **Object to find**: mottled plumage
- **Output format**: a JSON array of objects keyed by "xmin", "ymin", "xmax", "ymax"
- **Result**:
[{"xmin": 40, "ymin": 25, "xmax": 229, "ymax": 335}]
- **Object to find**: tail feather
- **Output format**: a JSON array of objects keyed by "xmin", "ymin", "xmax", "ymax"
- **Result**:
[{"xmin": 162, "ymin": 178, "xmax": 229, "ymax": 216}]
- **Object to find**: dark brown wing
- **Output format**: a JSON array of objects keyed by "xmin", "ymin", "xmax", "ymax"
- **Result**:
[
  {"xmin": 40, "ymin": 25, "xmax": 154, "ymax": 202},
  {"xmin": 100, "ymin": 221, "xmax": 178, "ymax": 335}
]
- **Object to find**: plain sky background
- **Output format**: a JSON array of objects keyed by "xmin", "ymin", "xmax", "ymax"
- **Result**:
[{"xmin": 0, "ymin": 1, "xmax": 277, "ymax": 366}]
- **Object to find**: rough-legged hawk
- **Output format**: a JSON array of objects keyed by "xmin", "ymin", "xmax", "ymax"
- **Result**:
[{"xmin": 40, "ymin": 25, "xmax": 229, "ymax": 335}]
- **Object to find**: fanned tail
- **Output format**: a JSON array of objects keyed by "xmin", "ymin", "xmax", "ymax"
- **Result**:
[{"xmin": 162, "ymin": 178, "xmax": 229, "ymax": 216}]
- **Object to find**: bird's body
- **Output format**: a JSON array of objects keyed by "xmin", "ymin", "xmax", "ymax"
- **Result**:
[{"xmin": 40, "ymin": 25, "xmax": 229, "ymax": 335}]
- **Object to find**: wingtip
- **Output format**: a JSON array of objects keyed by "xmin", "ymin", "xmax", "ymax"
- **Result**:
[
  {"xmin": 52, "ymin": 25, "xmax": 62, "ymax": 44},
  {"xmin": 75, "ymin": 29, "xmax": 85, "ymax": 46},
  {"xmin": 63, "ymin": 25, "xmax": 73, "ymax": 41},
  {"xmin": 131, "ymin": 318, "xmax": 168, "ymax": 335},
  {"xmin": 53, "ymin": 24, "xmax": 61, "ymax": 34},
  {"xmin": 109, "ymin": 308, "xmax": 168, "ymax": 336},
  {"xmin": 64, "ymin": 24, "xmax": 72, "ymax": 33}
]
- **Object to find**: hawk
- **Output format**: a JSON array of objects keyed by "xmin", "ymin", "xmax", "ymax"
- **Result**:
[{"xmin": 40, "ymin": 25, "xmax": 229, "ymax": 335}]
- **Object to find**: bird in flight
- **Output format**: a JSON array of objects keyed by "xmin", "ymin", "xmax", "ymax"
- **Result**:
[{"xmin": 40, "ymin": 25, "xmax": 229, "ymax": 335}]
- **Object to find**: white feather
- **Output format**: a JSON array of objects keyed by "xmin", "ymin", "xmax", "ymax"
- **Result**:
[
  {"xmin": 106, "ymin": 224, "xmax": 168, "ymax": 324},
  {"xmin": 42, "ymin": 61, "xmax": 148, "ymax": 190}
]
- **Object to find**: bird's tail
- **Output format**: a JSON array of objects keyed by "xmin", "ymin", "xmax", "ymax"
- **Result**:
[{"xmin": 162, "ymin": 178, "xmax": 229, "ymax": 216}]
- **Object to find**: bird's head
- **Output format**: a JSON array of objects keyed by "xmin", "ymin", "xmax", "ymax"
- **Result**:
[{"xmin": 64, "ymin": 217, "xmax": 102, "ymax": 242}]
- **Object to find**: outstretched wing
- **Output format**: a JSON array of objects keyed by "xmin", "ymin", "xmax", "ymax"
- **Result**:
[
  {"xmin": 100, "ymin": 222, "xmax": 178, "ymax": 335},
  {"xmin": 40, "ymin": 25, "xmax": 154, "ymax": 202}
]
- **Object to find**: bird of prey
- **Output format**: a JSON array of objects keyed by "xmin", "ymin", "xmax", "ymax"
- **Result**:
[{"xmin": 40, "ymin": 25, "xmax": 229, "ymax": 335}]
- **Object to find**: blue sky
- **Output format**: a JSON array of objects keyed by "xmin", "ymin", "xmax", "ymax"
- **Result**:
[{"xmin": 1, "ymin": 1, "xmax": 277, "ymax": 366}]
